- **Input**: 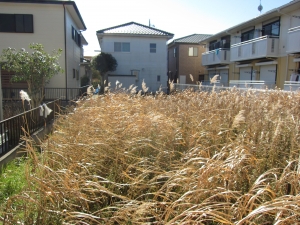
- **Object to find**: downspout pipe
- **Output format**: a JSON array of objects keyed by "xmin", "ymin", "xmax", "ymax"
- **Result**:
[
  {"xmin": 277, "ymin": 8, "xmax": 292, "ymax": 84},
  {"xmin": 63, "ymin": 3, "xmax": 68, "ymax": 102}
]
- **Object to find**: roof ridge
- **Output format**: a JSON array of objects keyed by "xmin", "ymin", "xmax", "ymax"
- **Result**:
[
  {"xmin": 97, "ymin": 21, "xmax": 174, "ymax": 36},
  {"xmin": 174, "ymin": 33, "xmax": 212, "ymax": 41}
]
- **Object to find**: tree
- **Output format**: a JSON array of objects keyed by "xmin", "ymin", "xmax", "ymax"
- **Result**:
[
  {"xmin": 0, "ymin": 43, "xmax": 63, "ymax": 107},
  {"xmin": 91, "ymin": 52, "xmax": 117, "ymax": 92}
]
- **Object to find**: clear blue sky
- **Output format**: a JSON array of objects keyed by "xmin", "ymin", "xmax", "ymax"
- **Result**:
[{"xmin": 74, "ymin": 0, "xmax": 291, "ymax": 56}]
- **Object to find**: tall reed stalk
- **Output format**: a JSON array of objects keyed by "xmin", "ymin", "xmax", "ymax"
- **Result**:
[{"xmin": 1, "ymin": 88, "xmax": 300, "ymax": 224}]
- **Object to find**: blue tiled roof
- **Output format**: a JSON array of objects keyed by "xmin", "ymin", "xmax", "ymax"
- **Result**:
[
  {"xmin": 173, "ymin": 34, "xmax": 213, "ymax": 43},
  {"xmin": 97, "ymin": 22, "xmax": 174, "ymax": 37}
]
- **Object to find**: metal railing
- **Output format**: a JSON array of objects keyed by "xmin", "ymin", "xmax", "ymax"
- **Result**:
[
  {"xmin": 173, "ymin": 83, "xmax": 287, "ymax": 93},
  {"xmin": 0, "ymin": 99, "xmax": 61, "ymax": 157},
  {"xmin": 229, "ymin": 80, "xmax": 276, "ymax": 89},
  {"xmin": 2, "ymin": 85, "xmax": 89, "ymax": 101},
  {"xmin": 284, "ymin": 81, "xmax": 300, "ymax": 91}
]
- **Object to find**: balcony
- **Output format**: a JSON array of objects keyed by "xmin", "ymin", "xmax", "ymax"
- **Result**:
[
  {"xmin": 286, "ymin": 26, "xmax": 300, "ymax": 54},
  {"xmin": 284, "ymin": 81, "xmax": 300, "ymax": 91},
  {"xmin": 230, "ymin": 36, "xmax": 279, "ymax": 62},
  {"xmin": 202, "ymin": 49, "xmax": 230, "ymax": 66},
  {"xmin": 229, "ymin": 80, "xmax": 276, "ymax": 89}
]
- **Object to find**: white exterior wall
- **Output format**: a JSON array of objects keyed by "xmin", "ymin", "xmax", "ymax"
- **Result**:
[
  {"xmin": 0, "ymin": 3, "xmax": 66, "ymax": 88},
  {"xmin": 100, "ymin": 36, "xmax": 168, "ymax": 92},
  {"xmin": 229, "ymin": 9, "xmax": 300, "ymax": 57}
]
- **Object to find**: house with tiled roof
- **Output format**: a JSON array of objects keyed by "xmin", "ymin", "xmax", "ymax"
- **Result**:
[
  {"xmin": 167, "ymin": 34, "xmax": 212, "ymax": 86},
  {"xmin": 0, "ymin": 0, "xmax": 88, "ymax": 100},
  {"xmin": 96, "ymin": 22, "xmax": 174, "ymax": 92}
]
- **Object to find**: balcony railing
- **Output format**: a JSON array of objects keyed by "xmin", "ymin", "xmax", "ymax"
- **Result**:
[
  {"xmin": 0, "ymin": 99, "xmax": 61, "ymax": 157},
  {"xmin": 230, "ymin": 35, "xmax": 279, "ymax": 62},
  {"xmin": 2, "ymin": 85, "xmax": 89, "ymax": 101},
  {"xmin": 284, "ymin": 81, "xmax": 300, "ymax": 91},
  {"xmin": 229, "ymin": 80, "xmax": 276, "ymax": 89},
  {"xmin": 286, "ymin": 26, "xmax": 300, "ymax": 54},
  {"xmin": 202, "ymin": 48, "xmax": 230, "ymax": 66}
]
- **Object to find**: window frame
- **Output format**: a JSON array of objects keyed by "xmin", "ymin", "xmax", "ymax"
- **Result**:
[
  {"xmin": 72, "ymin": 26, "xmax": 81, "ymax": 47},
  {"xmin": 173, "ymin": 47, "xmax": 177, "ymax": 58},
  {"xmin": 188, "ymin": 47, "xmax": 198, "ymax": 57},
  {"xmin": 0, "ymin": 13, "xmax": 33, "ymax": 33},
  {"xmin": 241, "ymin": 29, "xmax": 255, "ymax": 42},
  {"xmin": 150, "ymin": 43, "xmax": 156, "ymax": 53},
  {"xmin": 262, "ymin": 20, "xmax": 280, "ymax": 37},
  {"xmin": 157, "ymin": 75, "xmax": 160, "ymax": 82},
  {"xmin": 114, "ymin": 42, "xmax": 130, "ymax": 52}
]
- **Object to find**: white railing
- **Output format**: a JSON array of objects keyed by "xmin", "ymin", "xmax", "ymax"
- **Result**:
[
  {"xmin": 173, "ymin": 83, "xmax": 276, "ymax": 93},
  {"xmin": 230, "ymin": 35, "xmax": 279, "ymax": 62},
  {"xmin": 286, "ymin": 26, "xmax": 300, "ymax": 54},
  {"xmin": 229, "ymin": 80, "xmax": 276, "ymax": 89},
  {"xmin": 284, "ymin": 81, "xmax": 300, "ymax": 91},
  {"xmin": 174, "ymin": 83, "xmax": 228, "ymax": 92},
  {"xmin": 202, "ymin": 48, "xmax": 230, "ymax": 66}
]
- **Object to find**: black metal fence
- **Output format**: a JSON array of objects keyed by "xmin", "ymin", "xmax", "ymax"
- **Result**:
[
  {"xmin": 2, "ymin": 85, "xmax": 89, "ymax": 101},
  {"xmin": 0, "ymin": 99, "xmax": 61, "ymax": 157}
]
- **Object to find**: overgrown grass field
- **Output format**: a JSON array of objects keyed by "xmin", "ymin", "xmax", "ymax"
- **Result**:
[{"xmin": 1, "ymin": 87, "xmax": 300, "ymax": 224}]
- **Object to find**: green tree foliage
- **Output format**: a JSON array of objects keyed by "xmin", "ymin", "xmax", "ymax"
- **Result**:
[
  {"xmin": 0, "ymin": 43, "xmax": 63, "ymax": 107},
  {"xmin": 92, "ymin": 52, "xmax": 117, "ymax": 74},
  {"xmin": 92, "ymin": 52, "xmax": 117, "ymax": 92}
]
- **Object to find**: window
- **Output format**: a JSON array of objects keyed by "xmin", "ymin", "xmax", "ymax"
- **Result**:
[
  {"xmin": 209, "ymin": 40, "xmax": 218, "ymax": 51},
  {"xmin": 241, "ymin": 29, "xmax": 254, "ymax": 42},
  {"xmin": 262, "ymin": 20, "xmax": 280, "ymax": 36},
  {"xmin": 0, "ymin": 14, "xmax": 33, "ymax": 33},
  {"xmin": 72, "ymin": 26, "xmax": 81, "ymax": 47},
  {"xmin": 114, "ymin": 42, "xmax": 130, "ymax": 52},
  {"xmin": 73, "ymin": 69, "xmax": 76, "ymax": 78},
  {"xmin": 221, "ymin": 35, "xmax": 231, "ymax": 48},
  {"xmin": 131, "ymin": 70, "xmax": 139, "ymax": 81},
  {"xmin": 150, "ymin": 43, "xmax": 156, "ymax": 53},
  {"xmin": 157, "ymin": 75, "xmax": 160, "ymax": 82},
  {"xmin": 174, "ymin": 47, "xmax": 177, "ymax": 57},
  {"xmin": 199, "ymin": 75, "xmax": 204, "ymax": 82},
  {"xmin": 188, "ymin": 47, "xmax": 198, "ymax": 57}
]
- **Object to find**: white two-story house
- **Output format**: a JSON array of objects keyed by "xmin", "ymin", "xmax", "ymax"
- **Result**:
[
  {"xmin": 96, "ymin": 22, "xmax": 174, "ymax": 92},
  {"xmin": 0, "ymin": 0, "xmax": 88, "ymax": 100},
  {"xmin": 200, "ymin": 0, "xmax": 300, "ymax": 90}
]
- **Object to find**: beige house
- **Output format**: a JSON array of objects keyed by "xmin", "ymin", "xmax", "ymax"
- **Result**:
[
  {"xmin": 0, "ymin": 0, "xmax": 88, "ymax": 94},
  {"xmin": 168, "ymin": 34, "xmax": 212, "ymax": 86},
  {"xmin": 200, "ymin": 0, "xmax": 300, "ymax": 90}
]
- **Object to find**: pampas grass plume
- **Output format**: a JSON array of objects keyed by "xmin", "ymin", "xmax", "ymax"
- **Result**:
[
  {"xmin": 20, "ymin": 90, "xmax": 31, "ymax": 102},
  {"xmin": 210, "ymin": 74, "xmax": 219, "ymax": 84},
  {"xmin": 190, "ymin": 74, "xmax": 194, "ymax": 82},
  {"xmin": 232, "ymin": 110, "xmax": 245, "ymax": 128}
]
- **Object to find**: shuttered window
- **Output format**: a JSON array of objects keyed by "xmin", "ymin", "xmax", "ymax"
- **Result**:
[{"xmin": 0, "ymin": 14, "xmax": 33, "ymax": 33}]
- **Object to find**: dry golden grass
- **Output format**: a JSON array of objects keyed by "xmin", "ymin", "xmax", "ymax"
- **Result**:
[{"xmin": 1, "ymin": 88, "xmax": 300, "ymax": 224}]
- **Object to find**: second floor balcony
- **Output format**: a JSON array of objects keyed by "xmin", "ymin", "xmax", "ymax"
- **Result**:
[
  {"xmin": 202, "ymin": 48, "xmax": 230, "ymax": 66},
  {"xmin": 286, "ymin": 26, "xmax": 300, "ymax": 54},
  {"xmin": 230, "ymin": 35, "xmax": 279, "ymax": 62}
]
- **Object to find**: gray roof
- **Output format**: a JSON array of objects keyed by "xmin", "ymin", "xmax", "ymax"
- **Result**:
[
  {"xmin": 97, "ymin": 22, "xmax": 174, "ymax": 38},
  {"xmin": 173, "ymin": 34, "xmax": 213, "ymax": 43}
]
